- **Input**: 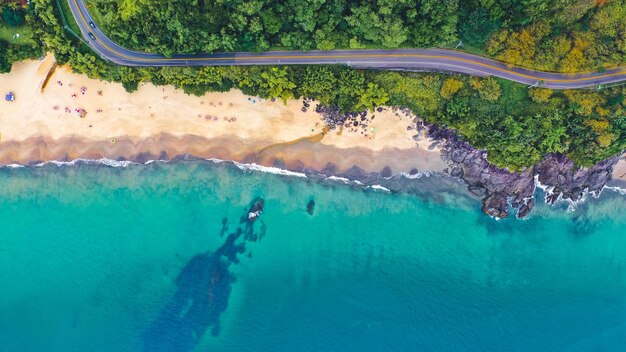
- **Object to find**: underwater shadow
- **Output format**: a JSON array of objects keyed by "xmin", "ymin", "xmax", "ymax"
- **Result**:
[{"xmin": 142, "ymin": 198, "xmax": 265, "ymax": 352}]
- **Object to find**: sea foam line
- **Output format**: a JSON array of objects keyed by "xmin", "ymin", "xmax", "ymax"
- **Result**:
[
  {"xmin": 229, "ymin": 160, "xmax": 308, "ymax": 178},
  {"xmin": 2, "ymin": 157, "xmax": 308, "ymax": 178},
  {"xmin": 0, "ymin": 157, "xmax": 442, "ymax": 194},
  {"xmin": 533, "ymin": 175, "xmax": 608, "ymax": 212},
  {"xmin": 326, "ymin": 175, "xmax": 350, "ymax": 183},
  {"xmin": 30, "ymin": 158, "xmax": 139, "ymax": 168},
  {"xmin": 368, "ymin": 184, "xmax": 391, "ymax": 192},
  {"xmin": 324, "ymin": 175, "xmax": 365, "ymax": 186},
  {"xmin": 604, "ymin": 185, "xmax": 626, "ymax": 195},
  {"xmin": 397, "ymin": 171, "xmax": 434, "ymax": 179}
]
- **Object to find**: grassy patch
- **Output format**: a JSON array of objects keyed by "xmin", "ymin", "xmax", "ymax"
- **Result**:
[
  {"xmin": 0, "ymin": 23, "xmax": 35, "ymax": 45},
  {"xmin": 57, "ymin": 0, "xmax": 82, "ymax": 36},
  {"xmin": 85, "ymin": 0, "xmax": 104, "ymax": 27}
]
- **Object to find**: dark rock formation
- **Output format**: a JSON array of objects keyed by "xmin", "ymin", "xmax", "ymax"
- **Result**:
[
  {"xmin": 449, "ymin": 167, "xmax": 464, "ymax": 178},
  {"xmin": 316, "ymin": 104, "xmax": 348, "ymax": 129},
  {"xmin": 428, "ymin": 124, "xmax": 622, "ymax": 219},
  {"xmin": 244, "ymin": 197, "xmax": 264, "ymax": 223},
  {"xmin": 306, "ymin": 199, "xmax": 315, "ymax": 216}
]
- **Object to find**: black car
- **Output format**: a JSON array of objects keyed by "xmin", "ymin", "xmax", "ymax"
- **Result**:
[
  {"xmin": 88, "ymin": 32, "xmax": 96, "ymax": 41},
  {"xmin": 89, "ymin": 21, "xmax": 96, "ymax": 29}
]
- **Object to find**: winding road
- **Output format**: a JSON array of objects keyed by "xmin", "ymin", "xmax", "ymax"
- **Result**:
[{"xmin": 69, "ymin": 0, "xmax": 626, "ymax": 89}]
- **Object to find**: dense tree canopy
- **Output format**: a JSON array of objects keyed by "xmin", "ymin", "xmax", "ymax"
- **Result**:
[
  {"xmin": 89, "ymin": 0, "xmax": 626, "ymax": 74},
  {"xmin": 3, "ymin": 0, "xmax": 626, "ymax": 171},
  {"xmin": 0, "ymin": 2, "xmax": 43, "ymax": 72},
  {"xmin": 92, "ymin": 0, "xmax": 459, "ymax": 55},
  {"xmin": 470, "ymin": 0, "xmax": 626, "ymax": 72},
  {"xmin": 1, "ymin": 7, "xmax": 25, "ymax": 26}
]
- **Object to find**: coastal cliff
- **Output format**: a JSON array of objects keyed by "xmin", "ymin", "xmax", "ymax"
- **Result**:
[
  {"xmin": 430, "ymin": 124, "xmax": 622, "ymax": 219},
  {"xmin": 317, "ymin": 105, "xmax": 624, "ymax": 219}
]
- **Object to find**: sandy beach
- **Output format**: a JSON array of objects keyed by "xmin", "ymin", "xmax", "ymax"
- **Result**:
[
  {"xmin": 2, "ymin": 55, "xmax": 625, "ymax": 184},
  {"xmin": 0, "ymin": 54, "xmax": 445, "ymax": 175}
]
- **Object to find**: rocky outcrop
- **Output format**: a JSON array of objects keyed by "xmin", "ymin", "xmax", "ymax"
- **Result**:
[
  {"xmin": 428, "ymin": 124, "xmax": 622, "ymax": 219},
  {"xmin": 314, "ymin": 102, "xmax": 622, "ymax": 219},
  {"xmin": 306, "ymin": 199, "xmax": 315, "ymax": 216}
]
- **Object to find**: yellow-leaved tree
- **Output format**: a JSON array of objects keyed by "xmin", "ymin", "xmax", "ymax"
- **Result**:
[{"xmin": 440, "ymin": 78, "xmax": 464, "ymax": 100}]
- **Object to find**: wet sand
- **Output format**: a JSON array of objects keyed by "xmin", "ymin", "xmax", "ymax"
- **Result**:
[{"xmin": 0, "ymin": 55, "xmax": 445, "ymax": 175}]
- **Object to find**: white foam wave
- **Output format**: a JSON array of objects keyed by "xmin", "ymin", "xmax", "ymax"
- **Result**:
[
  {"xmin": 231, "ymin": 161, "xmax": 307, "ymax": 178},
  {"xmin": 0, "ymin": 157, "xmax": 446, "ymax": 197},
  {"xmin": 397, "ymin": 171, "xmax": 433, "ymax": 179},
  {"xmin": 534, "ymin": 176, "xmax": 554, "ymax": 200},
  {"xmin": 96, "ymin": 158, "xmax": 137, "ymax": 167},
  {"xmin": 604, "ymin": 185, "xmax": 626, "ymax": 195},
  {"xmin": 28, "ymin": 158, "xmax": 138, "ymax": 168},
  {"xmin": 144, "ymin": 159, "xmax": 167, "ymax": 165},
  {"xmin": 2, "ymin": 157, "xmax": 307, "ymax": 179},
  {"xmin": 325, "ymin": 175, "xmax": 365, "ymax": 186},
  {"xmin": 534, "ymin": 175, "xmax": 597, "ymax": 212},
  {"xmin": 327, "ymin": 176, "xmax": 351, "ymax": 183},
  {"xmin": 369, "ymin": 184, "xmax": 391, "ymax": 192}
]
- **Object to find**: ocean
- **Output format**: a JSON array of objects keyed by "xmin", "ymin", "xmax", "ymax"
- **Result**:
[{"xmin": 1, "ymin": 160, "xmax": 625, "ymax": 352}]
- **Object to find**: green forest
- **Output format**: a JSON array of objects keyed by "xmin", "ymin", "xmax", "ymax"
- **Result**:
[
  {"xmin": 91, "ymin": 0, "xmax": 458, "ymax": 55},
  {"xmin": 0, "ymin": 1, "xmax": 43, "ymax": 72},
  {"xmin": 91, "ymin": 0, "xmax": 626, "ymax": 73},
  {"xmin": 2, "ymin": 0, "xmax": 626, "ymax": 171}
]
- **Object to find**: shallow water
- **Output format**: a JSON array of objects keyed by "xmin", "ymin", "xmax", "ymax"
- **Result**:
[{"xmin": 1, "ymin": 161, "xmax": 625, "ymax": 351}]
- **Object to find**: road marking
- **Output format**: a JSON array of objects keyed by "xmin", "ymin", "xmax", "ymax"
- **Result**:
[{"xmin": 71, "ymin": 0, "xmax": 626, "ymax": 86}]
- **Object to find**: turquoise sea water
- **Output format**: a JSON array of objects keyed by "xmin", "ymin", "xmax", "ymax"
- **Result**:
[{"xmin": 1, "ymin": 161, "xmax": 626, "ymax": 352}]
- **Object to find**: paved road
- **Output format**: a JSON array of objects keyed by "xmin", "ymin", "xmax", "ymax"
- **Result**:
[{"xmin": 69, "ymin": 0, "xmax": 626, "ymax": 89}]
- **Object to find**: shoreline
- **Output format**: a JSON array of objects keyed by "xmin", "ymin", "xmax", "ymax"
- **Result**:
[
  {"xmin": 0, "ymin": 133, "xmax": 442, "ymax": 175},
  {"xmin": 0, "ymin": 55, "xmax": 444, "ymax": 177},
  {"xmin": 1, "ymin": 55, "xmax": 625, "ymax": 218},
  {"xmin": 3, "ymin": 155, "xmax": 624, "ymax": 209}
]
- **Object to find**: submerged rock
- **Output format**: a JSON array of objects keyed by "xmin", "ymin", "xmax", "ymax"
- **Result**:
[
  {"xmin": 246, "ymin": 197, "xmax": 264, "ymax": 223},
  {"xmin": 517, "ymin": 198, "xmax": 535, "ymax": 219},
  {"xmin": 306, "ymin": 199, "xmax": 315, "ymax": 216},
  {"xmin": 143, "ymin": 197, "xmax": 267, "ymax": 351},
  {"xmin": 481, "ymin": 194, "xmax": 509, "ymax": 219}
]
